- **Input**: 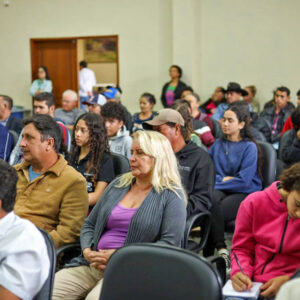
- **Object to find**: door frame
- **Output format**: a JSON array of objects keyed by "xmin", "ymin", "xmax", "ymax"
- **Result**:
[{"xmin": 30, "ymin": 35, "xmax": 119, "ymax": 107}]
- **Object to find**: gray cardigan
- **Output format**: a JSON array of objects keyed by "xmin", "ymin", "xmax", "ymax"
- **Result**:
[{"xmin": 70, "ymin": 178, "xmax": 186, "ymax": 267}]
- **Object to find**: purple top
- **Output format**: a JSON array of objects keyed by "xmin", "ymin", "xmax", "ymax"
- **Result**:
[{"xmin": 97, "ymin": 203, "xmax": 138, "ymax": 250}]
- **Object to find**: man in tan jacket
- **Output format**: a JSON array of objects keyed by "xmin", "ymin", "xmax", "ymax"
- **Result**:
[{"xmin": 14, "ymin": 114, "xmax": 88, "ymax": 248}]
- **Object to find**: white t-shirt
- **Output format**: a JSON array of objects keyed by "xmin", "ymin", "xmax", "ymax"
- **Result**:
[
  {"xmin": 79, "ymin": 67, "xmax": 96, "ymax": 97},
  {"xmin": 0, "ymin": 212, "xmax": 50, "ymax": 300}
]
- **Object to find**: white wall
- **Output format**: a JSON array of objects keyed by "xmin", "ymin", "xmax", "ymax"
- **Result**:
[
  {"xmin": 0, "ymin": 0, "xmax": 300, "ymax": 113},
  {"xmin": 198, "ymin": 0, "xmax": 300, "ymax": 105},
  {"xmin": 0, "ymin": 0, "xmax": 173, "ymax": 112}
]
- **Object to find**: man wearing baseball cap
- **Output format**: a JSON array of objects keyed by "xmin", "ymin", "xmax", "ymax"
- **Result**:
[
  {"xmin": 212, "ymin": 82, "xmax": 248, "ymax": 121},
  {"xmin": 145, "ymin": 108, "xmax": 215, "ymax": 217},
  {"xmin": 82, "ymin": 94, "xmax": 107, "ymax": 115}
]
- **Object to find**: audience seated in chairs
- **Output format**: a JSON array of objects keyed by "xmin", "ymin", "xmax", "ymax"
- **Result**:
[
  {"xmin": 52, "ymin": 130, "xmax": 187, "ymax": 300},
  {"xmin": 231, "ymin": 163, "xmax": 300, "ymax": 299},
  {"xmin": 13, "ymin": 114, "xmax": 88, "ymax": 248},
  {"xmin": 69, "ymin": 113, "xmax": 115, "ymax": 208},
  {"xmin": 101, "ymin": 101, "xmax": 132, "ymax": 159},
  {"xmin": 0, "ymin": 159, "xmax": 50, "ymax": 299},
  {"xmin": 204, "ymin": 101, "xmax": 262, "ymax": 274},
  {"xmin": 9, "ymin": 92, "xmax": 71, "ymax": 165},
  {"xmin": 145, "ymin": 108, "xmax": 215, "ymax": 218},
  {"xmin": 260, "ymin": 86, "xmax": 295, "ymax": 148}
]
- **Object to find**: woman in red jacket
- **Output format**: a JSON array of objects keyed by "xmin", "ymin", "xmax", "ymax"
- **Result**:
[{"xmin": 231, "ymin": 163, "xmax": 300, "ymax": 299}]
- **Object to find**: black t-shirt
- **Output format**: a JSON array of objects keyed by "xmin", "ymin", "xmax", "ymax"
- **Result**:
[{"xmin": 71, "ymin": 152, "xmax": 115, "ymax": 193}]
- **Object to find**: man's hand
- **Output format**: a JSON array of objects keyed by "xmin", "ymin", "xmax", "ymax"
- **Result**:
[
  {"xmin": 232, "ymin": 272, "xmax": 253, "ymax": 292},
  {"xmin": 222, "ymin": 176, "xmax": 234, "ymax": 182},
  {"xmin": 260, "ymin": 275, "xmax": 289, "ymax": 298}
]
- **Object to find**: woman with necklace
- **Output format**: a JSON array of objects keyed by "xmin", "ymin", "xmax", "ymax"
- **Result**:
[
  {"xmin": 29, "ymin": 66, "xmax": 53, "ymax": 96},
  {"xmin": 204, "ymin": 101, "xmax": 262, "ymax": 273}
]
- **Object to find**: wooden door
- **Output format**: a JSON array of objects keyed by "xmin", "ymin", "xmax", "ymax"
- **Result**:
[{"xmin": 30, "ymin": 39, "xmax": 78, "ymax": 107}]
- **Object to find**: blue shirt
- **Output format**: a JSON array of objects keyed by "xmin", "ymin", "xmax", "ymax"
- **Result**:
[
  {"xmin": 212, "ymin": 102, "xmax": 253, "ymax": 121},
  {"xmin": 29, "ymin": 165, "xmax": 41, "ymax": 182},
  {"xmin": 209, "ymin": 139, "xmax": 262, "ymax": 194}
]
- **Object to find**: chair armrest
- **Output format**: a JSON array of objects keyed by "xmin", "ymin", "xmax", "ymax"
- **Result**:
[
  {"xmin": 56, "ymin": 243, "xmax": 81, "ymax": 257},
  {"xmin": 184, "ymin": 211, "xmax": 211, "ymax": 251}
]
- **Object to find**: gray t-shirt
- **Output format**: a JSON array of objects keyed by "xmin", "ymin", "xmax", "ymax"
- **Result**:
[{"xmin": 54, "ymin": 108, "xmax": 84, "ymax": 125}]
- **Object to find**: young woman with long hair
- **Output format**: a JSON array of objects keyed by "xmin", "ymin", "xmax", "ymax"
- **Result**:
[
  {"xmin": 204, "ymin": 101, "xmax": 262, "ymax": 272},
  {"xmin": 69, "ymin": 113, "xmax": 115, "ymax": 207}
]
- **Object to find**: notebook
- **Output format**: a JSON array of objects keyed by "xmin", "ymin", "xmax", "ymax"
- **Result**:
[{"xmin": 222, "ymin": 280, "xmax": 263, "ymax": 299}]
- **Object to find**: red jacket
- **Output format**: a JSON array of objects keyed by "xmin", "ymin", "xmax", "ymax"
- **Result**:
[
  {"xmin": 231, "ymin": 182, "xmax": 300, "ymax": 283},
  {"xmin": 281, "ymin": 115, "xmax": 293, "ymax": 135}
]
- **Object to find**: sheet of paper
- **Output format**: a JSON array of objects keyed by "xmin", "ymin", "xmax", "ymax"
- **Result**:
[{"xmin": 223, "ymin": 280, "xmax": 263, "ymax": 299}]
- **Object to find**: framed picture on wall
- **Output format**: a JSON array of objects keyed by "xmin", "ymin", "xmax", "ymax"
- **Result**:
[{"xmin": 84, "ymin": 37, "xmax": 117, "ymax": 63}]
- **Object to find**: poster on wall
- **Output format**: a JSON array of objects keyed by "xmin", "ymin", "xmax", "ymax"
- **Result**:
[{"xmin": 84, "ymin": 37, "xmax": 117, "ymax": 63}]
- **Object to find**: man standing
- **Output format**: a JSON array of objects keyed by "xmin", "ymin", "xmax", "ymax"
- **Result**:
[
  {"xmin": 212, "ymin": 82, "xmax": 248, "ymax": 121},
  {"xmin": 261, "ymin": 86, "xmax": 295, "ymax": 145},
  {"xmin": 145, "ymin": 109, "xmax": 215, "ymax": 217},
  {"xmin": 79, "ymin": 60, "xmax": 96, "ymax": 110},
  {"xmin": 54, "ymin": 89, "xmax": 84, "ymax": 130},
  {"xmin": 14, "ymin": 114, "xmax": 88, "ymax": 248},
  {"xmin": 0, "ymin": 160, "xmax": 50, "ymax": 299},
  {"xmin": 0, "ymin": 95, "xmax": 23, "ymax": 135}
]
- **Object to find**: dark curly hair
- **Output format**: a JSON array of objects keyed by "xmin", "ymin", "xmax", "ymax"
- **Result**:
[
  {"xmin": 280, "ymin": 162, "xmax": 300, "ymax": 192},
  {"xmin": 171, "ymin": 99, "xmax": 193, "ymax": 140},
  {"xmin": 225, "ymin": 101, "xmax": 262, "ymax": 178},
  {"xmin": 69, "ymin": 113, "xmax": 109, "ymax": 185},
  {"xmin": 101, "ymin": 102, "xmax": 126, "ymax": 123}
]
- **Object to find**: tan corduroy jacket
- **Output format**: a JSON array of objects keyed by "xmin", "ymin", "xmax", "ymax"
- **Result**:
[{"xmin": 14, "ymin": 154, "xmax": 88, "ymax": 248}]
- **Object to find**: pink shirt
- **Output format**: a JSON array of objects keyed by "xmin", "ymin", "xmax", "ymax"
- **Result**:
[
  {"xmin": 231, "ymin": 182, "xmax": 300, "ymax": 283},
  {"xmin": 97, "ymin": 203, "xmax": 137, "ymax": 250}
]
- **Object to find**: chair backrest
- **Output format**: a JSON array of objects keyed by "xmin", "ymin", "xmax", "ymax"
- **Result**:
[
  {"xmin": 8, "ymin": 129, "xmax": 19, "ymax": 148},
  {"xmin": 278, "ymin": 129, "xmax": 295, "ymax": 160},
  {"xmin": 257, "ymin": 141, "xmax": 277, "ymax": 189},
  {"xmin": 33, "ymin": 228, "xmax": 56, "ymax": 300},
  {"xmin": 211, "ymin": 118, "xmax": 223, "ymax": 139},
  {"xmin": 100, "ymin": 243, "xmax": 223, "ymax": 300},
  {"xmin": 111, "ymin": 153, "xmax": 130, "ymax": 176}
]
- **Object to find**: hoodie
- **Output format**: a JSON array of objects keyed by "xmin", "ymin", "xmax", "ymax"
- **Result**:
[
  {"xmin": 231, "ymin": 182, "xmax": 300, "ymax": 283},
  {"xmin": 109, "ymin": 126, "xmax": 132, "ymax": 159},
  {"xmin": 176, "ymin": 141, "xmax": 215, "ymax": 217}
]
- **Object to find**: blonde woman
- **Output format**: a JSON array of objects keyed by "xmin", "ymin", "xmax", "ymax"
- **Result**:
[{"xmin": 53, "ymin": 130, "xmax": 187, "ymax": 300}]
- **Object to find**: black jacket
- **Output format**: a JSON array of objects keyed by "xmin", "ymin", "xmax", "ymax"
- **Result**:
[
  {"xmin": 260, "ymin": 104, "xmax": 294, "ymax": 143},
  {"xmin": 6, "ymin": 114, "xmax": 23, "ymax": 135},
  {"xmin": 176, "ymin": 141, "xmax": 215, "ymax": 218},
  {"xmin": 161, "ymin": 80, "xmax": 187, "ymax": 107},
  {"xmin": 279, "ymin": 129, "xmax": 300, "ymax": 167}
]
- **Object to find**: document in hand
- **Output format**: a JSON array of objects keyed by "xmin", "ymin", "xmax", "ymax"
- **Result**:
[{"xmin": 222, "ymin": 280, "xmax": 263, "ymax": 300}]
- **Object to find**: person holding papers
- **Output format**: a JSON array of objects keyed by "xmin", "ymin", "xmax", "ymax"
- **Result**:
[{"xmin": 230, "ymin": 163, "xmax": 300, "ymax": 299}]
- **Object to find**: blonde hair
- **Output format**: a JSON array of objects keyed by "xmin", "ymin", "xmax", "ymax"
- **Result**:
[
  {"xmin": 117, "ymin": 130, "xmax": 187, "ymax": 204},
  {"xmin": 245, "ymin": 85, "xmax": 257, "ymax": 97}
]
